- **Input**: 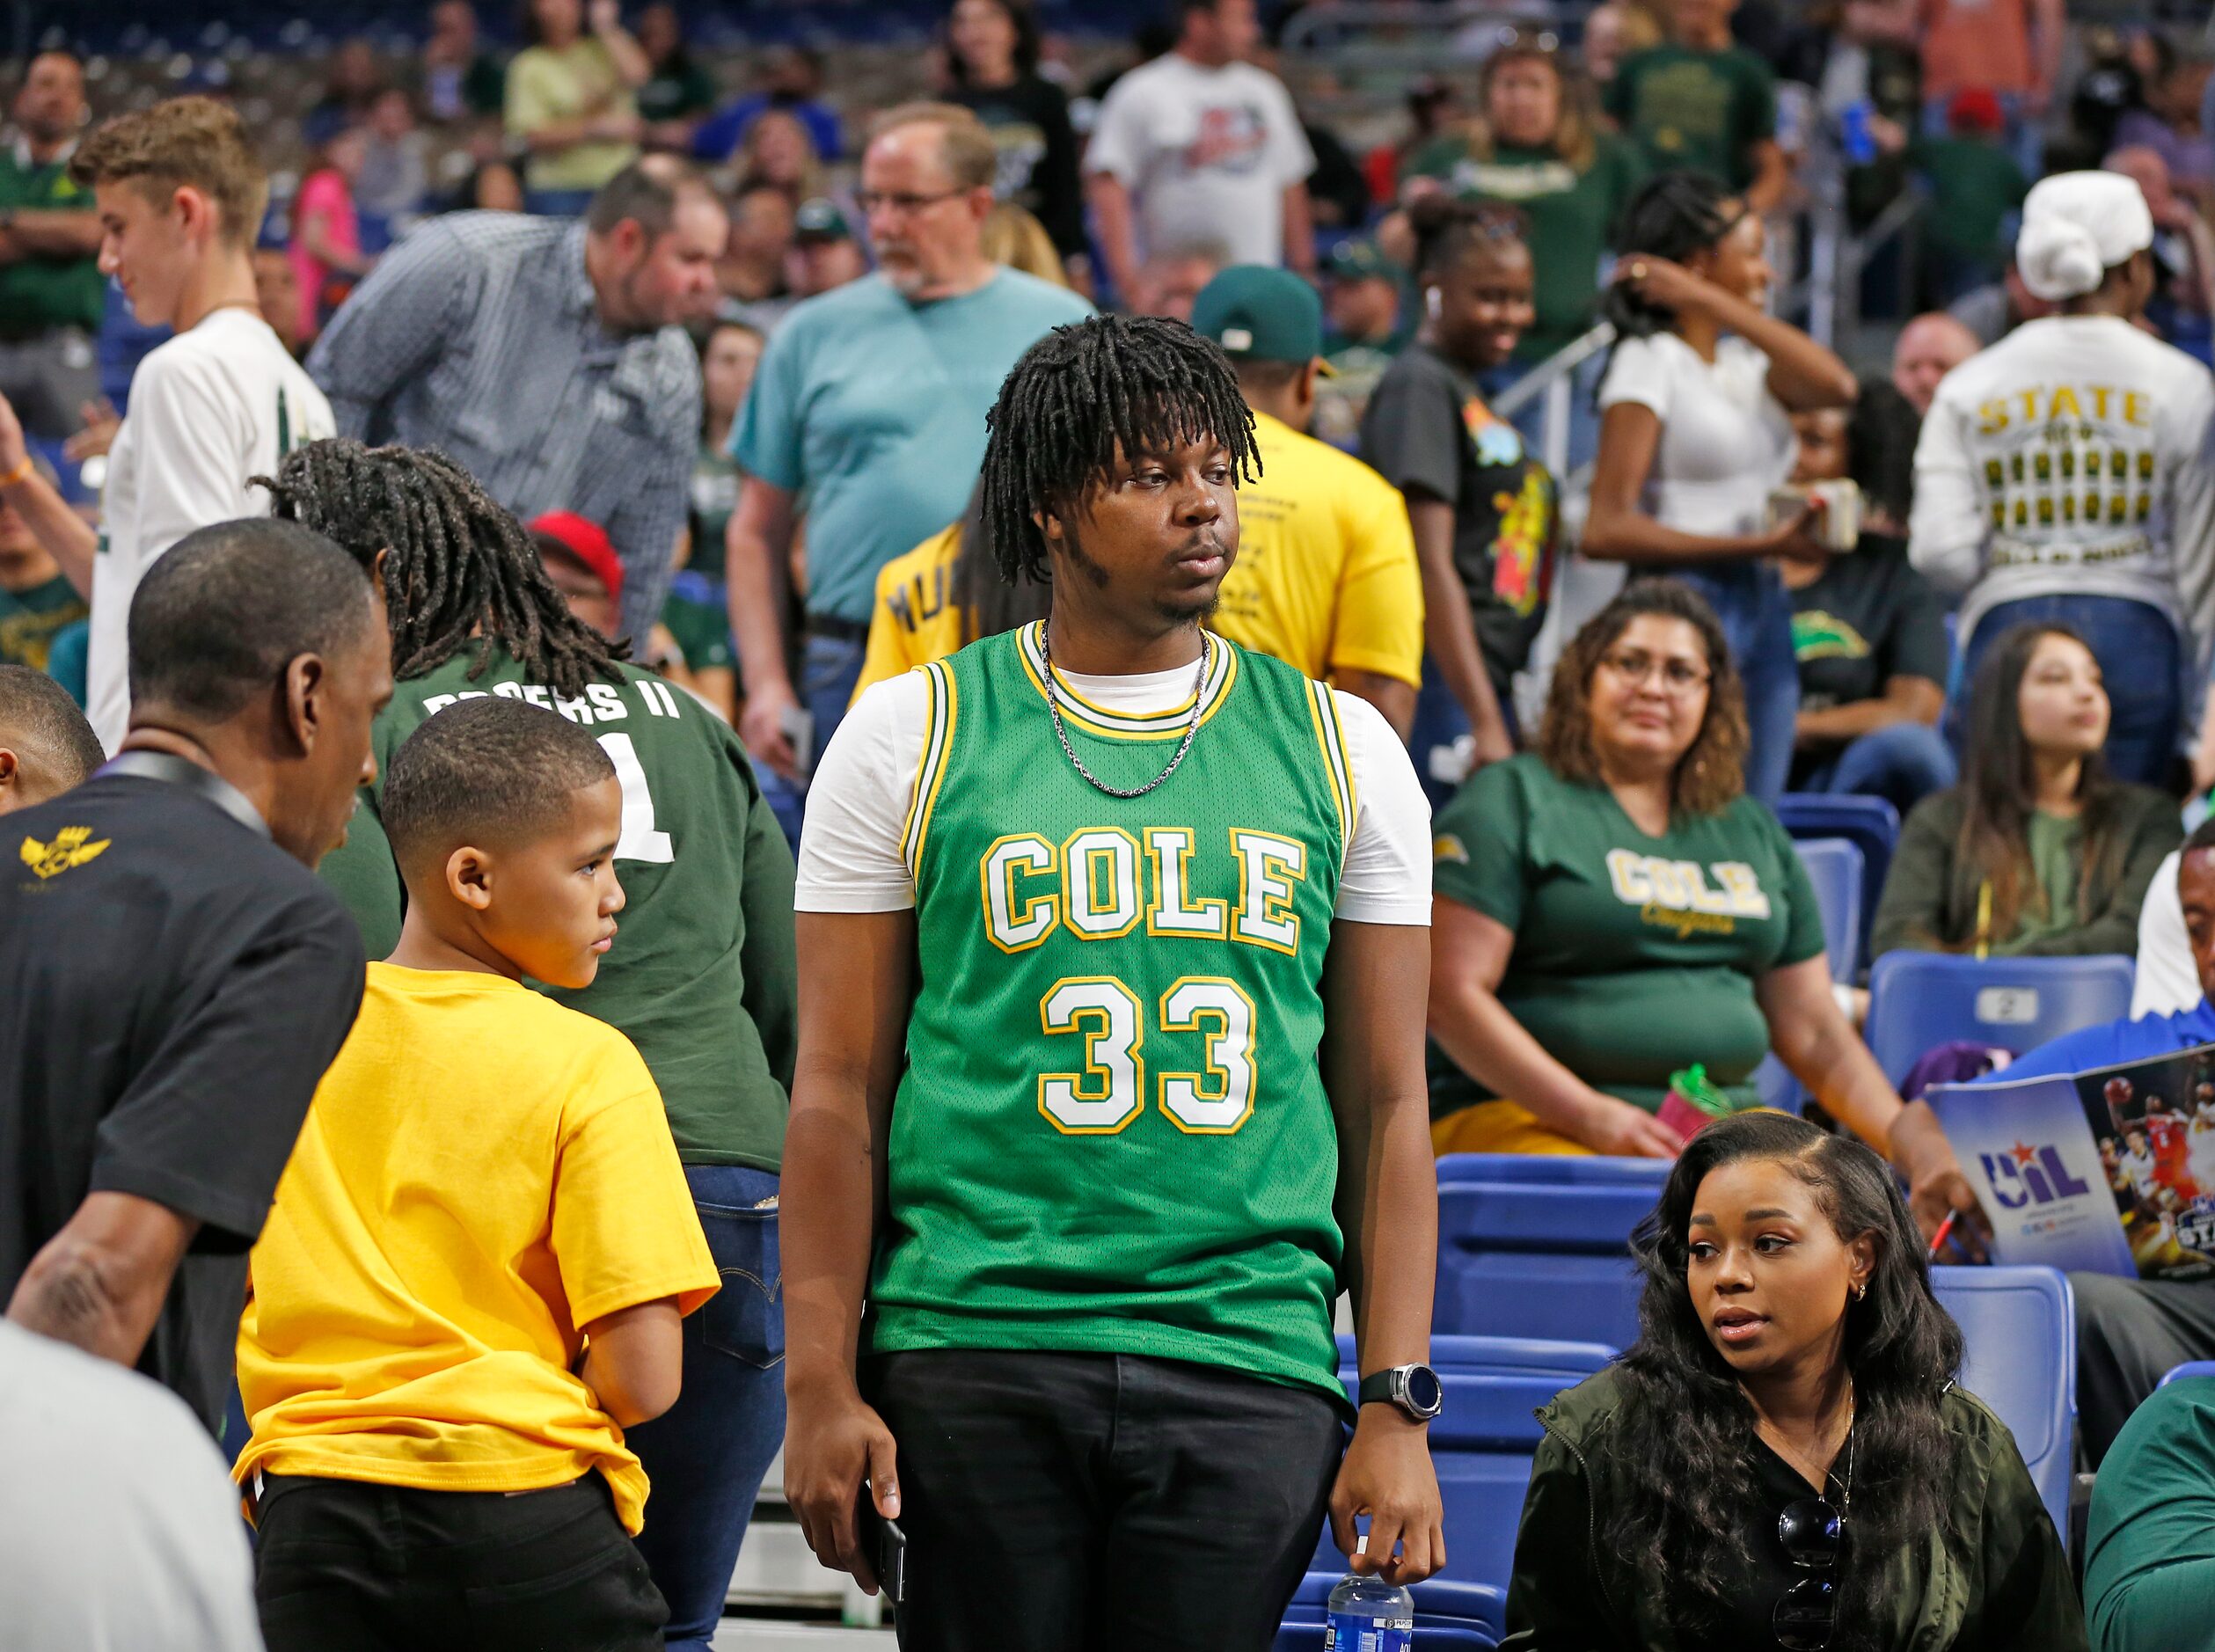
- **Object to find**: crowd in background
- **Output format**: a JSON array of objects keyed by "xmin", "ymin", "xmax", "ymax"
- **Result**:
[{"xmin": 9, "ymin": 0, "xmax": 2215, "ymax": 1647}]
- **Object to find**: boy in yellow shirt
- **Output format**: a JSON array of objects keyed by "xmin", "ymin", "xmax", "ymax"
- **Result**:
[{"xmin": 235, "ymin": 695, "xmax": 719, "ymax": 1652}]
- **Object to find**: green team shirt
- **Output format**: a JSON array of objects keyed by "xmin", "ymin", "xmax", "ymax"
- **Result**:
[
  {"xmin": 0, "ymin": 572, "xmax": 88, "ymax": 671},
  {"xmin": 1605, "ymin": 44, "xmax": 1778, "ymax": 194},
  {"xmin": 0, "ymin": 144, "xmax": 102, "ymax": 334},
  {"xmin": 869, "ymin": 627, "xmax": 1358, "ymax": 1400},
  {"xmin": 1429, "ymin": 754, "xmax": 1822, "ymax": 1117},
  {"xmin": 1400, "ymin": 134, "xmax": 1647, "ymax": 362},
  {"xmin": 318, "ymin": 648, "xmax": 797, "ymax": 1169}
]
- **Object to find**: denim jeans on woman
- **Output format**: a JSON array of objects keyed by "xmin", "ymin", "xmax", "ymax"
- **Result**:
[
  {"xmin": 1949, "ymin": 594, "xmax": 2183, "ymax": 787},
  {"xmin": 1797, "ymin": 720, "xmax": 1960, "ymax": 817},
  {"xmin": 1677, "ymin": 563, "xmax": 1799, "ymax": 808},
  {"xmin": 623, "ymin": 1164, "xmax": 786, "ymax": 1652}
]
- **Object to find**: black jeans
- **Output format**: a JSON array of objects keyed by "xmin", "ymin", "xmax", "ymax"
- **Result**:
[
  {"xmin": 862, "ymin": 1349, "xmax": 1344, "ymax": 1652},
  {"xmin": 252, "ymin": 1473, "xmax": 667, "ymax": 1652},
  {"xmin": 2072, "ymin": 1271, "xmax": 2215, "ymax": 1466}
]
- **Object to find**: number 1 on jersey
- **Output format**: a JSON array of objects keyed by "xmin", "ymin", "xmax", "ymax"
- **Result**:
[{"xmin": 596, "ymin": 732, "xmax": 674, "ymax": 864}]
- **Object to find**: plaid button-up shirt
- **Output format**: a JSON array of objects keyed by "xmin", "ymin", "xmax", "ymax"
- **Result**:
[{"xmin": 307, "ymin": 212, "xmax": 700, "ymax": 644}]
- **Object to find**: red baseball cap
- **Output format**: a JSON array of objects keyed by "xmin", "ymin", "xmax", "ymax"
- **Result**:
[
  {"xmin": 1948, "ymin": 87, "xmax": 2005, "ymax": 135},
  {"xmin": 529, "ymin": 509, "xmax": 624, "ymax": 604}
]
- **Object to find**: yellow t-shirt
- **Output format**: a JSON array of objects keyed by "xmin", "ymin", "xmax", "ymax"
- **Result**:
[
  {"xmin": 505, "ymin": 40, "xmax": 640, "ymax": 193},
  {"xmin": 235, "ymin": 965, "xmax": 718, "ymax": 1535},
  {"xmin": 855, "ymin": 523, "xmax": 964, "ymax": 700},
  {"xmin": 1210, "ymin": 409, "xmax": 1424, "ymax": 688}
]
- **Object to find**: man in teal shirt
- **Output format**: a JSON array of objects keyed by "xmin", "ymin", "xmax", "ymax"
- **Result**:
[{"xmin": 725, "ymin": 101, "xmax": 1086, "ymax": 842}]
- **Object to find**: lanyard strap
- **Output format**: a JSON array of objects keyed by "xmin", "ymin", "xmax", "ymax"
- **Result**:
[{"xmin": 99, "ymin": 749, "xmax": 271, "ymax": 841}]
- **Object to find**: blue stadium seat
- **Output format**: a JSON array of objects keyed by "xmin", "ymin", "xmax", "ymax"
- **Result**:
[
  {"xmin": 1775, "ymin": 794, "xmax": 1899, "ymax": 972},
  {"xmin": 2159, "ymin": 1361, "xmax": 2215, "ymax": 1388},
  {"xmin": 1931, "ymin": 1266, "xmax": 2076, "ymax": 1543},
  {"xmin": 1865, "ymin": 952, "xmax": 2136, "ymax": 1085},
  {"xmin": 1302, "ymin": 1333, "xmax": 1615, "ymax": 1634},
  {"xmin": 1794, "ymin": 837, "xmax": 1863, "ymax": 981},
  {"xmin": 1275, "ymin": 1571, "xmax": 1499, "ymax": 1649},
  {"xmin": 1432, "ymin": 1166, "xmax": 1664, "ymax": 1349}
]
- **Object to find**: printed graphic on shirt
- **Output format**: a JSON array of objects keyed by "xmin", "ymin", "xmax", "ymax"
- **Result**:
[
  {"xmin": 1462, "ymin": 400, "xmax": 1555, "ymax": 617},
  {"xmin": 18, "ymin": 824, "xmax": 109, "ymax": 881},
  {"xmin": 1605, "ymin": 846, "xmax": 1773, "ymax": 939},
  {"xmin": 1633, "ymin": 62, "xmax": 1738, "ymax": 157},
  {"xmin": 1790, "ymin": 608, "xmax": 1872, "ymax": 662},
  {"xmin": 885, "ymin": 557, "xmax": 951, "ymax": 638},
  {"xmin": 1968, "ymin": 381, "xmax": 2160, "ymax": 561},
  {"xmin": 985, "ymin": 121, "xmax": 1049, "ymax": 200},
  {"xmin": 1179, "ymin": 103, "xmax": 1273, "ymax": 176}
]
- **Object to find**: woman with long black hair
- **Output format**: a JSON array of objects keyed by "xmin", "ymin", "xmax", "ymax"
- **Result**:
[
  {"xmin": 943, "ymin": 0, "xmax": 1087, "ymax": 279},
  {"xmin": 1871, "ymin": 622, "xmax": 2179, "ymax": 958},
  {"xmin": 1503, "ymin": 1111, "xmax": 2084, "ymax": 1651},
  {"xmin": 1584, "ymin": 171, "xmax": 1860, "ymax": 806}
]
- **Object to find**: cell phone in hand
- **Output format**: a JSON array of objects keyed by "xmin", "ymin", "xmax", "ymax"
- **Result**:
[
  {"xmin": 858, "ymin": 1484, "xmax": 907, "ymax": 1604},
  {"xmin": 780, "ymin": 704, "xmax": 816, "ymax": 778}
]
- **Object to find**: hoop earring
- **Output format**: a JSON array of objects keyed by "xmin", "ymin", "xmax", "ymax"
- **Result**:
[{"xmin": 1853, "ymin": 1281, "xmax": 1868, "ymax": 1302}]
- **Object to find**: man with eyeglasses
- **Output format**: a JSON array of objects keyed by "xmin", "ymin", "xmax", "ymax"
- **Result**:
[{"xmin": 726, "ymin": 102, "xmax": 1088, "ymax": 844}]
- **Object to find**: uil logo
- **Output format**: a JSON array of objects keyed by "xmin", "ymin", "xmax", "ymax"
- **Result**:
[{"xmin": 19, "ymin": 826, "xmax": 111, "ymax": 880}]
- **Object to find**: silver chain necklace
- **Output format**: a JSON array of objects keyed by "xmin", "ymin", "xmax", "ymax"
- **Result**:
[{"xmin": 1040, "ymin": 620, "xmax": 1212, "ymax": 800}]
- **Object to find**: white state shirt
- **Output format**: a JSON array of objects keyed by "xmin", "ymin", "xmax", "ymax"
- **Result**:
[
  {"xmin": 795, "ymin": 654, "xmax": 1433, "ymax": 925},
  {"xmin": 1083, "ymin": 55, "xmax": 1315, "ymax": 269},
  {"xmin": 1597, "ymin": 332, "xmax": 1798, "ymax": 538},
  {"xmin": 1910, "ymin": 314, "xmax": 2215, "ymax": 651},
  {"xmin": 90, "ymin": 307, "xmax": 336, "ymax": 751}
]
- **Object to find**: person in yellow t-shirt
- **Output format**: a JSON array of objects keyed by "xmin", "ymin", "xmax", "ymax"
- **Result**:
[
  {"xmin": 237, "ymin": 696, "xmax": 717, "ymax": 1652},
  {"xmin": 853, "ymin": 481, "xmax": 1051, "ymax": 699},
  {"xmin": 507, "ymin": 0, "xmax": 649, "ymax": 208},
  {"xmin": 854, "ymin": 271, "xmax": 1426, "ymax": 735},
  {"xmin": 1187, "ymin": 264, "xmax": 1423, "ymax": 737}
]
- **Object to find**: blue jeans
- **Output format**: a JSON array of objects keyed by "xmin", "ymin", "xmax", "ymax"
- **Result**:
[
  {"xmin": 758, "ymin": 629, "xmax": 869, "ymax": 850},
  {"xmin": 1951, "ymin": 595, "xmax": 2183, "ymax": 786},
  {"xmin": 1799, "ymin": 720, "xmax": 1959, "ymax": 815},
  {"xmin": 624, "ymin": 1165, "xmax": 786, "ymax": 1652},
  {"xmin": 1678, "ymin": 565, "xmax": 1799, "ymax": 807},
  {"xmin": 524, "ymin": 186, "xmax": 597, "ymax": 217}
]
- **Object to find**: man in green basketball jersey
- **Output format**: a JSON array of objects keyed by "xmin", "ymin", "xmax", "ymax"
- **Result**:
[
  {"xmin": 260, "ymin": 439, "xmax": 796, "ymax": 1652},
  {"xmin": 785, "ymin": 315, "xmax": 1444, "ymax": 1648}
]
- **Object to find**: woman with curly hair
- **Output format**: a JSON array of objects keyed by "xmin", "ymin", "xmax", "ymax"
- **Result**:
[
  {"xmin": 1425, "ymin": 581, "xmax": 1978, "ymax": 1240},
  {"xmin": 1503, "ymin": 1110, "xmax": 2085, "ymax": 1651}
]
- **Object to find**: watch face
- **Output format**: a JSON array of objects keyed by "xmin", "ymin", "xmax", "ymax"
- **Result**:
[{"xmin": 1404, "ymin": 1365, "xmax": 1443, "ymax": 1414}]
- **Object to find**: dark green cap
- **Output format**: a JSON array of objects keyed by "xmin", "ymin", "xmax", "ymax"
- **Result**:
[
  {"xmin": 1326, "ymin": 239, "xmax": 1404, "ymax": 285},
  {"xmin": 1189, "ymin": 265, "xmax": 1327, "ymax": 366},
  {"xmin": 794, "ymin": 197, "xmax": 852, "ymax": 241}
]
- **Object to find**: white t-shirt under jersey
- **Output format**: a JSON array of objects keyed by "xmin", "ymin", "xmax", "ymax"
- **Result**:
[
  {"xmin": 795, "ymin": 653, "xmax": 1433, "ymax": 924},
  {"xmin": 1910, "ymin": 314, "xmax": 2215, "ymax": 653},
  {"xmin": 89, "ymin": 307, "xmax": 336, "ymax": 751}
]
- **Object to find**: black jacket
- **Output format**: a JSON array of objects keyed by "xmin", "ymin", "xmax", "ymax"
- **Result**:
[{"xmin": 1502, "ymin": 1364, "xmax": 2088, "ymax": 1651}]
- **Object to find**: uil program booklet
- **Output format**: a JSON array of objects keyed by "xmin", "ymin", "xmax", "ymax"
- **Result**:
[{"xmin": 1926, "ymin": 1044, "xmax": 2215, "ymax": 1282}]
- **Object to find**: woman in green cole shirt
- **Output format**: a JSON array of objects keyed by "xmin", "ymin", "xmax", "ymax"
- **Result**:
[
  {"xmin": 1871, "ymin": 624, "xmax": 2180, "ymax": 959},
  {"xmin": 1504, "ymin": 1111, "xmax": 2085, "ymax": 1652},
  {"xmin": 1427, "ymin": 580, "xmax": 1977, "ymax": 1239},
  {"xmin": 1400, "ymin": 34, "xmax": 1644, "ymax": 363}
]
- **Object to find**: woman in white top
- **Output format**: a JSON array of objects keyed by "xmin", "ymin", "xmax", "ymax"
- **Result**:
[
  {"xmin": 1584, "ymin": 172, "xmax": 1860, "ymax": 804},
  {"xmin": 1911, "ymin": 170, "xmax": 2215, "ymax": 786}
]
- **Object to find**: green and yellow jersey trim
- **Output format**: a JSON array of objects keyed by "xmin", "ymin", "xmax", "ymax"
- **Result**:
[
  {"xmin": 903, "ymin": 659, "xmax": 959, "ymax": 874},
  {"xmin": 1305, "ymin": 679, "xmax": 1358, "ymax": 846},
  {"xmin": 1015, "ymin": 621, "xmax": 1240, "ymax": 742}
]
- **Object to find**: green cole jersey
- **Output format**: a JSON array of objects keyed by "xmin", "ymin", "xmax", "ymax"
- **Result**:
[
  {"xmin": 867, "ymin": 624, "xmax": 1359, "ymax": 1401},
  {"xmin": 1429, "ymin": 753, "xmax": 1824, "ymax": 1117},
  {"xmin": 318, "ymin": 649, "xmax": 797, "ymax": 1170}
]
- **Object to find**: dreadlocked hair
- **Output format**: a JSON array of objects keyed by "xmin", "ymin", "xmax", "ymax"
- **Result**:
[
  {"xmin": 978, "ymin": 314, "xmax": 1260, "ymax": 585},
  {"xmin": 256, "ymin": 438, "xmax": 625, "ymax": 699}
]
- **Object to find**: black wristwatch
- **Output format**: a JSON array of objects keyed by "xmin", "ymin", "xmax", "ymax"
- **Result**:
[{"xmin": 1357, "ymin": 1363, "xmax": 1444, "ymax": 1423}]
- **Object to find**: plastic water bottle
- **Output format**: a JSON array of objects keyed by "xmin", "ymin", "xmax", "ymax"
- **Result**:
[{"xmin": 1324, "ymin": 1572, "xmax": 1414, "ymax": 1650}]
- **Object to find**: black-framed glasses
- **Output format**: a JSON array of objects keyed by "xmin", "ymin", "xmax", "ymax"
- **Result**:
[
  {"xmin": 855, "ymin": 187, "xmax": 969, "ymax": 217},
  {"xmin": 1773, "ymin": 1497, "xmax": 1842, "ymax": 1651}
]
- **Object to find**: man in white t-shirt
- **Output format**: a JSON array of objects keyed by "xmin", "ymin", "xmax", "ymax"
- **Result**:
[
  {"xmin": 52, "ymin": 98, "xmax": 333, "ymax": 750},
  {"xmin": 1084, "ymin": 0, "xmax": 1315, "ymax": 304}
]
